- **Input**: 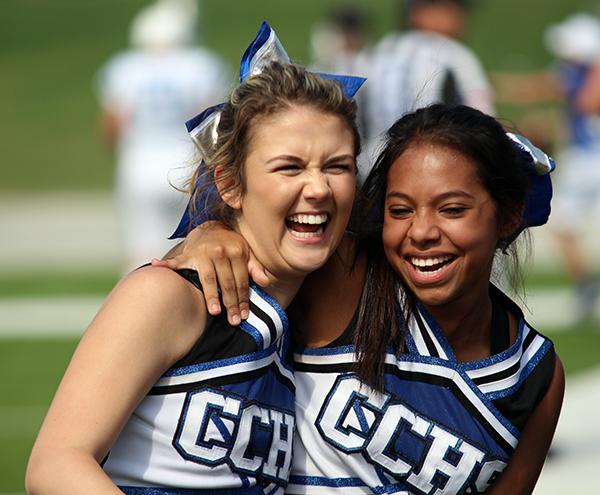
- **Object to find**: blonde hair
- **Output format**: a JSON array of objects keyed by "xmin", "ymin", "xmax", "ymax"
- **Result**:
[{"xmin": 187, "ymin": 62, "xmax": 360, "ymax": 227}]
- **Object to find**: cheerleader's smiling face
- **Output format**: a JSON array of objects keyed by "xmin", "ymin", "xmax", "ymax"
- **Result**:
[
  {"xmin": 222, "ymin": 104, "xmax": 356, "ymax": 284},
  {"xmin": 382, "ymin": 142, "xmax": 503, "ymax": 312}
]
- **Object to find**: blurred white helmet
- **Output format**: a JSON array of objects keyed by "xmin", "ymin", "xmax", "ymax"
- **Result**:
[
  {"xmin": 544, "ymin": 13, "xmax": 600, "ymax": 64},
  {"xmin": 130, "ymin": 0, "xmax": 199, "ymax": 49}
]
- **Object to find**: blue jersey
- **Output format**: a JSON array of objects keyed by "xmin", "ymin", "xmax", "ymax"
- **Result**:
[
  {"xmin": 557, "ymin": 61, "xmax": 600, "ymax": 149},
  {"xmin": 288, "ymin": 286, "xmax": 555, "ymax": 495},
  {"xmin": 102, "ymin": 272, "xmax": 295, "ymax": 495}
]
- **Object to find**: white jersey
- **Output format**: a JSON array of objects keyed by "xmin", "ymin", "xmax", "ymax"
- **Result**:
[
  {"xmin": 102, "ymin": 276, "xmax": 295, "ymax": 495},
  {"xmin": 97, "ymin": 47, "xmax": 230, "ymax": 265},
  {"xmin": 288, "ymin": 286, "xmax": 555, "ymax": 495},
  {"xmin": 366, "ymin": 30, "xmax": 494, "ymax": 141}
]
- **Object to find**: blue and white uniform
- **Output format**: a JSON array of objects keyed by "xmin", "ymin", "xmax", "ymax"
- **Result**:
[
  {"xmin": 102, "ymin": 271, "xmax": 295, "ymax": 495},
  {"xmin": 288, "ymin": 285, "xmax": 555, "ymax": 495}
]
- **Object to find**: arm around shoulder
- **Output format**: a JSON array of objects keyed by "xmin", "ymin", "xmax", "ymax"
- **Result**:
[{"xmin": 26, "ymin": 267, "xmax": 207, "ymax": 494}]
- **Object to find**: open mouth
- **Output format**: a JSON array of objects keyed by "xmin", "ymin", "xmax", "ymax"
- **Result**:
[
  {"xmin": 409, "ymin": 255, "xmax": 456, "ymax": 274},
  {"xmin": 285, "ymin": 213, "xmax": 329, "ymax": 238}
]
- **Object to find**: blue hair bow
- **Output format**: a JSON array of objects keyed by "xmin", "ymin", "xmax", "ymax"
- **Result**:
[
  {"xmin": 170, "ymin": 21, "xmax": 366, "ymax": 239},
  {"xmin": 506, "ymin": 132, "xmax": 555, "ymax": 235}
]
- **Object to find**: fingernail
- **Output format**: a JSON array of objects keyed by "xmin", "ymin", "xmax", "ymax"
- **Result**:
[
  {"xmin": 232, "ymin": 315, "xmax": 241, "ymax": 325},
  {"xmin": 210, "ymin": 304, "xmax": 220, "ymax": 314},
  {"xmin": 241, "ymin": 309, "xmax": 249, "ymax": 320}
]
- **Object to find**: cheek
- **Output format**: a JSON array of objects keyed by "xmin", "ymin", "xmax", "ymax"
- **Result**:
[
  {"xmin": 334, "ymin": 177, "xmax": 357, "ymax": 211},
  {"xmin": 382, "ymin": 217, "xmax": 405, "ymax": 253}
]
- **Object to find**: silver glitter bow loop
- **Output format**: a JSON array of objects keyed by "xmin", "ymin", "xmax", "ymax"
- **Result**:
[
  {"xmin": 506, "ymin": 132, "xmax": 556, "ymax": 176},
  {"xmin": 184, "ymin": 21, "xmax": 366, "ymax": 159}
]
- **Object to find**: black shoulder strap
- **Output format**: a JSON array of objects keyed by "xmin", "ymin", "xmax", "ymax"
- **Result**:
[{"xmin": 175, "ymin": 269, "xmax": 203, "ymax": 292}]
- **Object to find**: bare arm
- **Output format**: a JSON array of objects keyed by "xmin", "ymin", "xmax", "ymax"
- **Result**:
[
  {"xmin": 155, "ymin": 222, "xmax": 269, "ymax": 325},
  {"xmin": 26, "ymin": 267, "xmax": 207, "ymax": 494},
  {"xmin": 485, "ymin": 355, "xmax": 565, "ymax": 494}
]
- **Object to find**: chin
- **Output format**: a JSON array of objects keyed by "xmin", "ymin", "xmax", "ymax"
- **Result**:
[
  {"xmin": 408, "ymin": 285, "xmax": 455, "ymax": 308},
  {"xmin": 289, "ymin": 253, "xmax": 331, "ymax": 274}
]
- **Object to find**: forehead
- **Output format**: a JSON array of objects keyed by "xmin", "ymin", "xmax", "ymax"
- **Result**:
[
  {"xmin": 387, "ymin": 142, "xmax": 484, "ymax": 192},
  {"xmin": 246, "ymin": 104, "xmax": 354, "ymax": 155}
]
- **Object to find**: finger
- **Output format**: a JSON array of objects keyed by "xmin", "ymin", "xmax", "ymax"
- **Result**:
[
  {"xmin": 211, "ymin": 256, "xmax": 241, "ymax": 325},
  {"xmin": 231, "ymin": 256, "xmax": 250, "ymax": 320},
  {"xmin": 151, "ymin": 257, "xmax": 176, "ymax": 268},
  {"xmin": 195, "ymin": 259, "xmax": 222, "ymax": 317},
  {"xmin": 248, "ymin": 251, "xmax": 270, "ymax": 288},
  {"xmin": 151, "ymin": 255, "xmax": 192, "ymax": 271}
]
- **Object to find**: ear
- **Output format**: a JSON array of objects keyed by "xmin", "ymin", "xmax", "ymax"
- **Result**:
[{"xmin": 214, "ymin": 166, "xmax": 242, "ymax": 210}]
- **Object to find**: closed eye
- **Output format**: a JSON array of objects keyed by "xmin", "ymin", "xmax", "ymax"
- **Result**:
[
  {"xmin": 440, "ymin": 206, "xmax": 468, "ymax": 216},
  {"xmin": 326, "ymin": 162, "xmax": 354, "ymax": 174},
  {"xmin": 388, "ymin": 206, "xmax": 412, "ymax": 218},
  {"xmin": 274, "ymin": 164, "xmax": 303, "ymax": 174}
]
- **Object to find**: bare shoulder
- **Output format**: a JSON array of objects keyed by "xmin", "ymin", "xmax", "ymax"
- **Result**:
[{"xmin": 93, "ymin": 266, "xmax": 208, "ymax": 364}]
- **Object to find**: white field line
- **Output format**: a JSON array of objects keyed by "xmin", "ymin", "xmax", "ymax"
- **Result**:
[
  {"xmin": 0, "ymin": 288, "xmax": 592, "ymax": 339},
  {"xmin": 0, "ymin": 296, "xmax": 103, "ymax": 337}
]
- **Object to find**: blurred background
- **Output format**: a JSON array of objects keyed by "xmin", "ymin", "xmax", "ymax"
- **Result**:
[{"xmin": 1, "ymin": 0, "xmax": 600, "ymax": 492}]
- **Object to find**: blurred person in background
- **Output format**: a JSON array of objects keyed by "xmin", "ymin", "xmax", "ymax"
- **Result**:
[
  {"xmin": 363, "ymin": 0, "xmax": 494, "ymax": 179},
  {"xmin": 495, "ymin": 13, "xmax": 600, "ymax": 323},
  {"xmin": 96, "ymin": 0, "xmax": 231, "ymax": 271},
  {"xmin": 309, "ymin": 4, "xmax": 372, "ymax": 138}
]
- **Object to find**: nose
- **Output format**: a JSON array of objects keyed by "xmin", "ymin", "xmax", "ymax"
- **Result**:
[
  {"xmin": 303, "ymin": 170, "xmax": 331, "ymax": 201},
  {"xmin": 407, "ymin": 210, "xmax": 440, "ymax": 247}
]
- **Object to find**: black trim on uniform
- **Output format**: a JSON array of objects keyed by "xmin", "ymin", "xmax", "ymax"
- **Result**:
[
  {"xmin": 492, "ymin": 347, "xmax": 556, "ymax": 431},
  {"xmin": 149, "ymin": 361, "xmax": 295, "ymax": 396},
  {"xmin": 413, "ymin": 311, "xmax": 441, "ymax": 358},
  {"xmin": 249, "ymin": 300, "xmax": 278, "ymax": 344},
  {"xmin": 473, "ymin": 328, "xmax": 538, "ymax": 386},
  {"xmin": 175, "ymin": 269, "xmax": 203, "ymax": 291}
]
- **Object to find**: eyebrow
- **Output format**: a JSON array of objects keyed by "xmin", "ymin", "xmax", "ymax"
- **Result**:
[
  {"xmin": 265, "ymin": 153, "xmax": 355, "ymax": 164},
  {"xmin": 386, "ymin": 190, "xmax": 475, "ymax": 201}
]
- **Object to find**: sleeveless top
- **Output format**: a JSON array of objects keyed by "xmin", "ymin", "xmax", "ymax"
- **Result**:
[
  {"xmin": 102, "ymin": 270, "xmax": 295, "ymax": 495},
  {"xmin": 288, "ymin": 285, "xmax": 555, "ymax": 495}
]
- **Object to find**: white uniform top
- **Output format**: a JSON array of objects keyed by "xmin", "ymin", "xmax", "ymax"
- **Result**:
[
  {"xmin": 366, "ymin": 30, "xmax": 494, "ymax": 141},
  {"xmin": 97, "ymin": 47, "xmax": 230, "ymax": 265}
]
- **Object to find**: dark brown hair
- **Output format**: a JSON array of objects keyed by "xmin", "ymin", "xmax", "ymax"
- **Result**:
[{"xmin": 353, "ymin": 104, "xmax": 531, "ymax": 390}]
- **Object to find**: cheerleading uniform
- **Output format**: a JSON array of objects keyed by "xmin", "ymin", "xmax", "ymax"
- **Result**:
[
  {"xmin": 288, "ymin": 285, "xmax": 555, "ymax": 495},
  {"xmin": 102, "ymin": 271, "xmax": 295, "ymax": 495}
]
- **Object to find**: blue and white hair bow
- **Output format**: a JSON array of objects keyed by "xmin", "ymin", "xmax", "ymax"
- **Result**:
[
  {"xmin": 506, "ymin": 132, "xmax": 555, "ymax": 237},
  {"xmin": 170, "ymin": 21, "xmax": 366, "ymax": 239}
]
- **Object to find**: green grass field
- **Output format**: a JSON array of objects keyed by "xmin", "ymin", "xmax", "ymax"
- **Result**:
[{"xmin": 2, "ymin": 0, "xmax": 600, "ymax": 192}]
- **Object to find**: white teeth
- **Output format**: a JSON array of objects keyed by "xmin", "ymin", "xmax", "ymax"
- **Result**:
[
  {"xmin": 411, "ymin": 256, "xmax": 452, "ymax": 267},
  {"xmin": 289, "ymin": 226, "xmax": 325, "ymax": 238},
  {"xmin": 287, "ymin": 213, "xmax": 328, "ymax": 225}
]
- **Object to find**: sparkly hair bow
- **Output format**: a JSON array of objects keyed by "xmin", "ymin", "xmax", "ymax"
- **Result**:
[
  {"xmin": 506, "ymin": 132, "xmax": 555, "ymax": 238},
  {"xmin": 170, "ymin": 21, "xmax": 366, "ymax": 239}
]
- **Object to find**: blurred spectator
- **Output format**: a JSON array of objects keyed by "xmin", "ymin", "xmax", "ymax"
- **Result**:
[
  {"xmin": 495, "ymin": 13, "xmax": 600, "ymax": 322},
  {"xmin": 365, "ymin": 0, "xmax": 494, "ymax": 162},
  {"xmin": 310, "ymin": 4, "xmax": 372, "ymax": 137},
  {"xmin": 96, "ymin": 0, "xmax": 230, "ymax": 270}
]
